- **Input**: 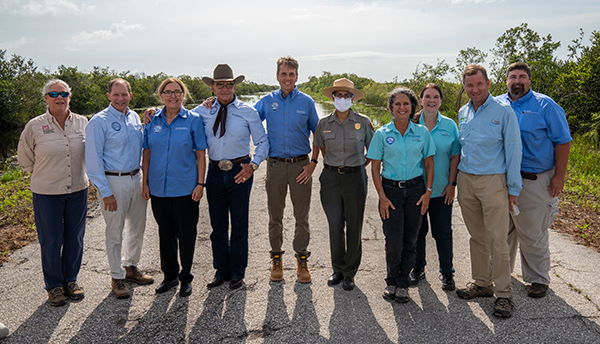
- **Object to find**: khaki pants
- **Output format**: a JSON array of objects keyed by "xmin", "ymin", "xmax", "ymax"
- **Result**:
[{"xmin": 458, "ymin": 172, "xmax": 512, "ymax": 298}]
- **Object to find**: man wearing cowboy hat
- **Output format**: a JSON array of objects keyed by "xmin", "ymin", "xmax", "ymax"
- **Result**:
[{"xmin": 193, "ymin": 64, "xmax": 269, "ymax": 290}]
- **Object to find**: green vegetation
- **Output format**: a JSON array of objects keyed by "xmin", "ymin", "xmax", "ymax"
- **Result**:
[
  {"xmin": 564, "ymin": 137, "xmax": 600, "ymax": 212},
  {"xmin": 0, "ymin": 170, "xmax": 33, "ymax": 228}
]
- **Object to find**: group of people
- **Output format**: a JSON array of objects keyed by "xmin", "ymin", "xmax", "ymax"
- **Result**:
[{"xmin": 16, "ymin": 56, "xmax": 570, "ymax": 320}]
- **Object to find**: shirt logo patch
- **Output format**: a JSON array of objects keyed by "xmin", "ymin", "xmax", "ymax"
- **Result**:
[
  {"xmin": 175, "ymin": 127, "xmax": 187, "ymax": 130},
  {"xmin": 153, "ymin": 125, "xmax": 163, "ymax": 133},
  {"xmin": 492, "ymin": 120, "xmax": 501, "ymax": 125},
  {"xmin": 385, "ymin": 136, "xmax": 395, "ymax": 145},
  {"xmin": 210, "ymin": 106, "xmax": 218, "ymax": 115},
  {"xmin": 111, "ymin": 122, "xmax": 122, "ymax": 131},
  {"xmin": 42, "ymin": 125, "xmax": 54, "ymax": 134},
  {"xmin": 42, "ymin": 125, "xmax": 49, "ymax": 130},
  {"xmin": 355, "ymin": 123, "xmax": 361, "ymax": 130},
  {"xmin": 296, "ymin": 110, "xmax": 306, "ymax": 114},
  {"xmin": 270, "ymin": 102, "xmax": 279, "ymax": 111}
]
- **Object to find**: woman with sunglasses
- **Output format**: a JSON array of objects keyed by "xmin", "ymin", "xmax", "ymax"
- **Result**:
[
  {"xmin": 17, "ymin": 79, "xmax": 89, "ymax": 307},
  {"xmin": 314, "ymin": 78, "xmax": 374, "ymax": 291},
  {"xmin": 366, "ymin": 87, "xmax": 435, "ymax": 303},
  {"xmin": 142, "ymin": 78, "xmax": 207, "ymax": 297}
]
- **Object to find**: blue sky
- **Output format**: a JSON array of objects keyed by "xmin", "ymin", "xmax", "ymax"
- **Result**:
[{"xmin": 1, "ymin": 0, "xmax": 599, "ymax": 84}]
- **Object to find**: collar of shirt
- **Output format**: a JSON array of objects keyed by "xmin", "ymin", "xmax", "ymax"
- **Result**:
[
  {"xmin": 467, "ymin": 93, "xmax": 493, "ymax": 113},
  {"xmin": 155, "ymin": 105, "xmax": 188, "ymax": 120},
  {"xmin": 276, "ymin": 86, "xmax": 299, "ymax": 100},
  {"xmin": 43, "ymin": 109, "xmax": 74, "ymax": 125},
  {"xmin": 419, "ymin": 111, "xmax": 441, "ymax": 128},
  {"xmin": 107, "ymin": 103, "xmax": 132, "ymax": 119},
  {"xmin": 506, "ymin": 88, "xmax": 534, "ymax": 107},
  {"xmin": 326, "ymin": 109, "xmax": 360, "ymax": 125},
  {"xmin": 382, "ymin": 120, "xmax": 418, "ymax": 135}
]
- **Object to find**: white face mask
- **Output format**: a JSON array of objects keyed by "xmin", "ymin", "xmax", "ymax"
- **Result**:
[{"xmin": 333, "ymin": 97, "xmax": 352, "ymax": 112}]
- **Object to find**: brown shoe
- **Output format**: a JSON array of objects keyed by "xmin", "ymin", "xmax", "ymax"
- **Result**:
[
  {"xmin": 528, "ymin": 283, "xmax": 548, "ymax": 298},
  {"xmin": 296, "ymin": 255, "xmax": 312, "ymax": 283},
  {"xmin": 63, "ymin": 281, "xmax": 85, "ymax": 300},
  {"xmin": 270, "ymin": 254, "xmax": 283, "ymax": 281},
  {"xmin": 456, "ymin": 282, "xmax": 494, "ymax": 299},
  {"xmin": 47, "ymin": 286, "xmax": 67, "ymax": 307},
  {"xmin": 111, "ymin": 278, "xmax": 131, "ymax": 299},
  {"xmin": 493, "ymin": 297, "xmax": 514, "ymax": 318},
  {"xmin": 124, "ymin": 266, "xmax": 154, "ymax": 285}
]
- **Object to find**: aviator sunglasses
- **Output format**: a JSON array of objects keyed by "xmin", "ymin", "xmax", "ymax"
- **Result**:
[{"xmin": 46, "ymin": 91, "xmax": 70, "ymax": 98}]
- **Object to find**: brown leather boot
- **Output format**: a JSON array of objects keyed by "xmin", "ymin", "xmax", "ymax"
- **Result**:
[
  {"xmin": 124, "ymin": 266, "xmax": 154, "ymax": 285},
  {"xmin": 270, "ymin": 254, "xmax": 283, "ymax": 281},
  {"xmin": 296, "ymin": 255, "xmax": 312, "ymax": 283},
  {"xmin": 111, "ymin": 278, "xmax": 131, "ymax": 299}
]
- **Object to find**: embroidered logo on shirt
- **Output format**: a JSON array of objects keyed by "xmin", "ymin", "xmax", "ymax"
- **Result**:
[
  {"xmin": 175, "ymin": 127, "xmax": 188, "ymax": 130},
  {"xmin": 270, "ymin": 102, "xmax": 279, "ymax": 111},
  {"xmin": 492, "ymin": 120, "xmax": 501, "ymax": 125},
  {"xmin": 153, "ymin": 125, "xmax": 163, "ymax": 133},
  {"xmin": 111, "ymin": 122, "xmax": 122, "ymax": 131},
  {"xmin": 296, "ymin": 110, "xmax": 306, "ymax": 114},
  {"xmin": 355, "ymin": 123, "xmax": 361, "ymax": 130},
  {"xmin": 42, "ymin": 125, "xmax": 54, "ymax": 134},
  {"xmin": 210, "ymin": 106, "xmax": 218, "ymax": 115},
  {"xmin": 385, "ymin": 137, "xmax": 395, "ymax": 145}
]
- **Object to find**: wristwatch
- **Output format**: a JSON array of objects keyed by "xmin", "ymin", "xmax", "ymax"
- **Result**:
[
  {"xmin": 448, "ymin": 181, "xmax": 457, "ymax": 186},
  {"xmin": 250, "ymin": 162, "xmax": 259, "ymax": 171}
]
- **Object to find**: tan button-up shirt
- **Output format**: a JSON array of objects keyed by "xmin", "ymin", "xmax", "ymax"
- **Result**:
[{"xmin": 17, "ymin": 111, "xmax": 89, "ymax": 195}]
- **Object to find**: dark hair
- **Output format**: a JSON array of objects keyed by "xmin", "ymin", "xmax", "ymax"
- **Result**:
[
  {"xmin": 419, "ymin": 83, "xmax": 443, "ymax": 100},
  {"xmin": 276, "ymin": 56, "xmax": 299, "ymax": 75},
  {"xmin": 107, "ymin": 78, "xmax": 131, "ymax": 94},
  {"xmin": 463, "ymin": 64, "xmax": 488, "ymax": 83},
  {"xmin": 388, "ymin": 87, "xmax": 419, "ymax": 119},
  {"xmin": 156, "ymin": 77, "xmax": 191, "ymax": 104},
  {"xmin": 506, "ymin": 62, "xmax": 531, "ymax": 78}
]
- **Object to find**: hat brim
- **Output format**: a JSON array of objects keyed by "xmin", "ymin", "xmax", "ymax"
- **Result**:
[
  {"xmin": 322, "ymin": 86, "xmax": 364, "ymax": 101},
  {"xmin": 202, "ymin": 75, "xmax": 245, "ymax": 87}
]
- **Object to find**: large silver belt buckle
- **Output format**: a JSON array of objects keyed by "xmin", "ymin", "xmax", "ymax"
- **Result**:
[{"xmin": 218, "ymin": 160, "xmax": 233, "ymax": 171}]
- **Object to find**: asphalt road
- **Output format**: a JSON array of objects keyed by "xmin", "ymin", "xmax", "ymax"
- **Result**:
[{"xmin": 1, "ymin": 162, "xmax": 599, "ymax": 343}]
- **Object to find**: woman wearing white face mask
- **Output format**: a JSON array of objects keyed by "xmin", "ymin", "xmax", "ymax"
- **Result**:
[{"xmin": 313, "ymin": 78, "xmax": 375, "ymax": 291}]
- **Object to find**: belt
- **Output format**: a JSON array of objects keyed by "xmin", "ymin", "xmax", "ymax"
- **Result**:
[
  {"xmin": 210, "ymin": 155, "xmax": 250, "ymax": 171},
  {"xmin": 520, "ymin": 171, "xmax": 538, "ymax": 181},
  {"xmin": 382, "ymin": 176, "xmax": 423, "ymax": 189},
  {"xmin": 105, "ymin": 169, "xmax": 139, "ymax": 176},
  {"xmin": 324, "ymin": 164, "xmax": 361, "ymax": 174},
  {"xmin": 270, "ymin": 155, "xmax": 308, "ymax": 163}
]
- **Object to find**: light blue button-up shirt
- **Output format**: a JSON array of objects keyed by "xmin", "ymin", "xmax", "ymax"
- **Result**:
[
  {"xmin": 192, "ymin": 96, "xmax": 269, "ymax": 165},
  {"xmin": 85, "ymin": 104, "xmax": 143, "ymax": 198},
  {"xmin": 143, "ymin": 106, "xmax": 208, "ymax": 197},
  {"xmin": 367, "ymin": 120, "xmax": 436, "ymax": 181},
  {"xmin": 254, "ymin": 86, "xmax": 319, "ymax": 158},
  {"xmin": 458, "ymin": 93, "xmax": 522, "ymax": 196},
  {"xmin": 419, "ymin": 112, "xmax": 460, "ymax": 198},
  {"xmin": 496, "ymin": 90, "xmax": 572, "ymax": 173}
]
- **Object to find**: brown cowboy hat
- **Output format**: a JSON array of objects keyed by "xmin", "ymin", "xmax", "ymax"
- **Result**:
[
  {"xmin": 322, "ymin": 78, "xmax": 364, "ymax": 101},
  {"xmin": 202, "ymin": 64, "xmax": 245, "ymax": 86}
]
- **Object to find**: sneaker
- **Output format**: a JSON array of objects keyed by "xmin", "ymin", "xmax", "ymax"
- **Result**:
[
  {"xmin": 124, "ymin": 266, "xmax": 154, "ymax": 285},
  {"xmin": 111, "ymin": 278, "xmax": 131, "ymax": 299},
  {"xmin": 528, "ymin": 283, "xmax": 548, "ymax": 298},
  {"xmin": 456, "ymin": 282, "xmax": 494, "ymax": 299},
  {"xmin": 296, "ymin": 255, "xmax": 312, "ymax": 283},
  {"xmin": 63, "ymin": 281, "xmax": 85, "ymax": 300},
  {"xmin": 441, "ymin": 273, "xmax": 455, "ymax": 291},
  {"xmin": 270, "ymin": 255, "xmax": 283, "ymax": 282},
  {"xmin": 395, "ymin": 287, "xmax": 410, "ymax": 303},
  {"xmin": 493, "ymin": 297, "xmax": 514, "ymax": 318},
  {"xmin": 47, "ymin": 286, "xmax": 67, "ymax": 307},
  {"xmin": 409, "ymin": 269, "xmax": 425, "ymax": 286},
  {"xmin": 383, "ymin": 285, "xmax": 396, "ymax": 300}
]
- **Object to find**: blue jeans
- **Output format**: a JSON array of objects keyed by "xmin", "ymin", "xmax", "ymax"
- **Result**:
[
  {"xmin": 206, "ymin": 161, "xmax": 252, "ymax": 280},
  {"xmin": 33, "ymin": 189, "xmax": 87, "ymax": 290},
  {"xmin": 381, "ymin": 179, "xmax": 424, "ymax": 288},
  {"xmin": 414, "ymin": 196, "xmax": 454, "ymax": 274}
]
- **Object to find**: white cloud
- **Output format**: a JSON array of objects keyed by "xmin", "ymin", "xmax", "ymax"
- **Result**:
[
  {"xmin": 447, "ymin": 0, "xmax": 499, "ymax": 4},
  {"xmin": 348, "ymin": 2, "xmax": 382, "ymax": 14},
  {"xmin": 0, "ymin": 37, "xmax": 28, "ymax": 49},
  {"xmin": 299, "ymin": 51, "xmax": 456, "ymax": 61},
  {"xmin": 17, "ymin": 0, "xmax": 94, "ymax": 16},
  {"xmin": 232, "ymin": 19, "xmax": 245, "ymax": 25},
  {"xmin": 69, "ymin": 21, "xmax": 144, "ymax": 48}
]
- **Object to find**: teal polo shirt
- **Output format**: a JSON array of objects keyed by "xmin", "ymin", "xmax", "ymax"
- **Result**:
[
  {"xmin": 419, "ymin": 112, "xmax": 460, "ymax": 198},
  {"xmin": 367, "ymin": 120, "xmax": 436, "ymax": 181}
]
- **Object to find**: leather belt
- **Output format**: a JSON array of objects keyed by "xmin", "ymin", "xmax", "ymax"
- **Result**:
[
  {"xmin": 210, "ymin": 155, "xmax": 250, "ymax": 171},
  {"xmin": 105, "ymin": 169, "xmax": 139, "ymax": 176},
  {"xmin": 520, "ymin": 171, "xmax": 538, "ymax": 181},
  {"xmin": 382, "ymin": 176, "xmax": 423, "ymax": 189},
  {"xmin": 270, "ymin": 155, "xmax": 308, "ymax": 163},
  {"xmin": 324, "ymin": 164, "xmax": 361, "ymax": 174}
]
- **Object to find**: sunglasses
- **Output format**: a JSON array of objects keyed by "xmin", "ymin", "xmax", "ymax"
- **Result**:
[
  {"xmin": 333, "ymin": 92, "xmax": 353, "ymax": 100},
  {"xmin": 46, "ymin": 91, "xmax": 70, "ymax": 98},
  {"xmin": 215, "ymin": 82, "xmax": 235, "ymax": 89}
]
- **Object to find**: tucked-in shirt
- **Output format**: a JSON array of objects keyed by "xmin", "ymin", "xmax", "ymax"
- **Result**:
[
  {"xmin": 314, "ymin": 109, "xmax": 375, "ymax": 166},
  {"xmin": 367, "ymin": 120, "xmax": 436, "ymax": 181},
  {"xmin": 458, "ymin": 93, "xmax": 522, "ymax": 196},
  {"xmin": 254, "ymin": 86, "xmax": 319, "ymax": 158},
  {"xmin": 143, "ymin": 106, "xmax": 208, "ymax": 197},
  {"xmin": 85, "ymin": 104, "xmax": 143, "ymax": 198},
  {"xmin": 192, "ymin": 96, "xmax": 269, "ymax": 165},
  {"xmin": 496, "ymin": 90, "xmax": 572, "ymax": 173},
  {"xmin": 17, "ymin": 111, "xmax": 88, "ymax": 195},
  {"xmin": 419, "ymin": 112, "xmax": 460, "ymax": 198}
]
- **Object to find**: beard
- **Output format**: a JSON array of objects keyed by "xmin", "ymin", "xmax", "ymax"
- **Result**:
[{"xmin": 510, "ymin": 83, "xmax": 525, "ymax": 98}]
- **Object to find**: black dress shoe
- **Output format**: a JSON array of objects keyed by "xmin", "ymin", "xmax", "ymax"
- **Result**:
[
  {"xmin": 155, "ymin": 278, "xmax": 179, "ymax": 294},
  {"xmin": 409, "ymin": 269, "xmax": 425, "ymax": 286},
  {"xmin": 229, "ymin": 278, "xmax": 244, "ymax": 290},
  {"xmin": 179, "ymin": 281, "xmax": 192, "ymax": 297},
  {"xmin": 342, "ymin": 277, "xmax": 355, "ymax": 291},
  {"xmin": 327, "ymin": 272, "xmax": 343, "ymax": 286},
  {"xmin": 207, "ymin": 277, "xmax": 225, "ymax": 289}
]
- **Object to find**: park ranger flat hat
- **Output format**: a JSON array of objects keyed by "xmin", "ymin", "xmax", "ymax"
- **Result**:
[
  {"xmin": 322, "ymin": 78, "xmax": 364, "ymax": 101},
  {"xmin": 202, "ymin": 64, "xmax": 245, "ymax": 86}
]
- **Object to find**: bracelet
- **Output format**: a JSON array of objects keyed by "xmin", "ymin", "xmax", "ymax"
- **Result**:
[
  {"xmin": 426, "ymin": 187, "xmax": 433, "ymax": 192},
  {"xmin": 311, "ymin": 159, "xmax": 318, "ymax": 164},
  {"xmin": 197, "ymin": 182, "xmax": 206, "ymax": 187}
]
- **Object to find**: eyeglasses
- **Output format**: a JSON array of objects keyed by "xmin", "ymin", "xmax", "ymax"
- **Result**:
[
  {"xmin": 333, "ymin": 92, "xmax": 353, "ymax": 100},
  {"xmin": 162, "ymin": 90, "xmax": 183, "ymax": 97},
  {"xmin": 215, "ymin": 82, "xmax": 235, "ymax": 89},
  {"xmin": 46, "ymin": 91, "xmax": 70, "ymax": 98}
]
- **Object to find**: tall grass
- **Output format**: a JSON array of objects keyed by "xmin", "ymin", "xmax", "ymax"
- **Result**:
[{"xmin": 564, "ymin": 136, "xmax": 600, "ymax": 212}]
